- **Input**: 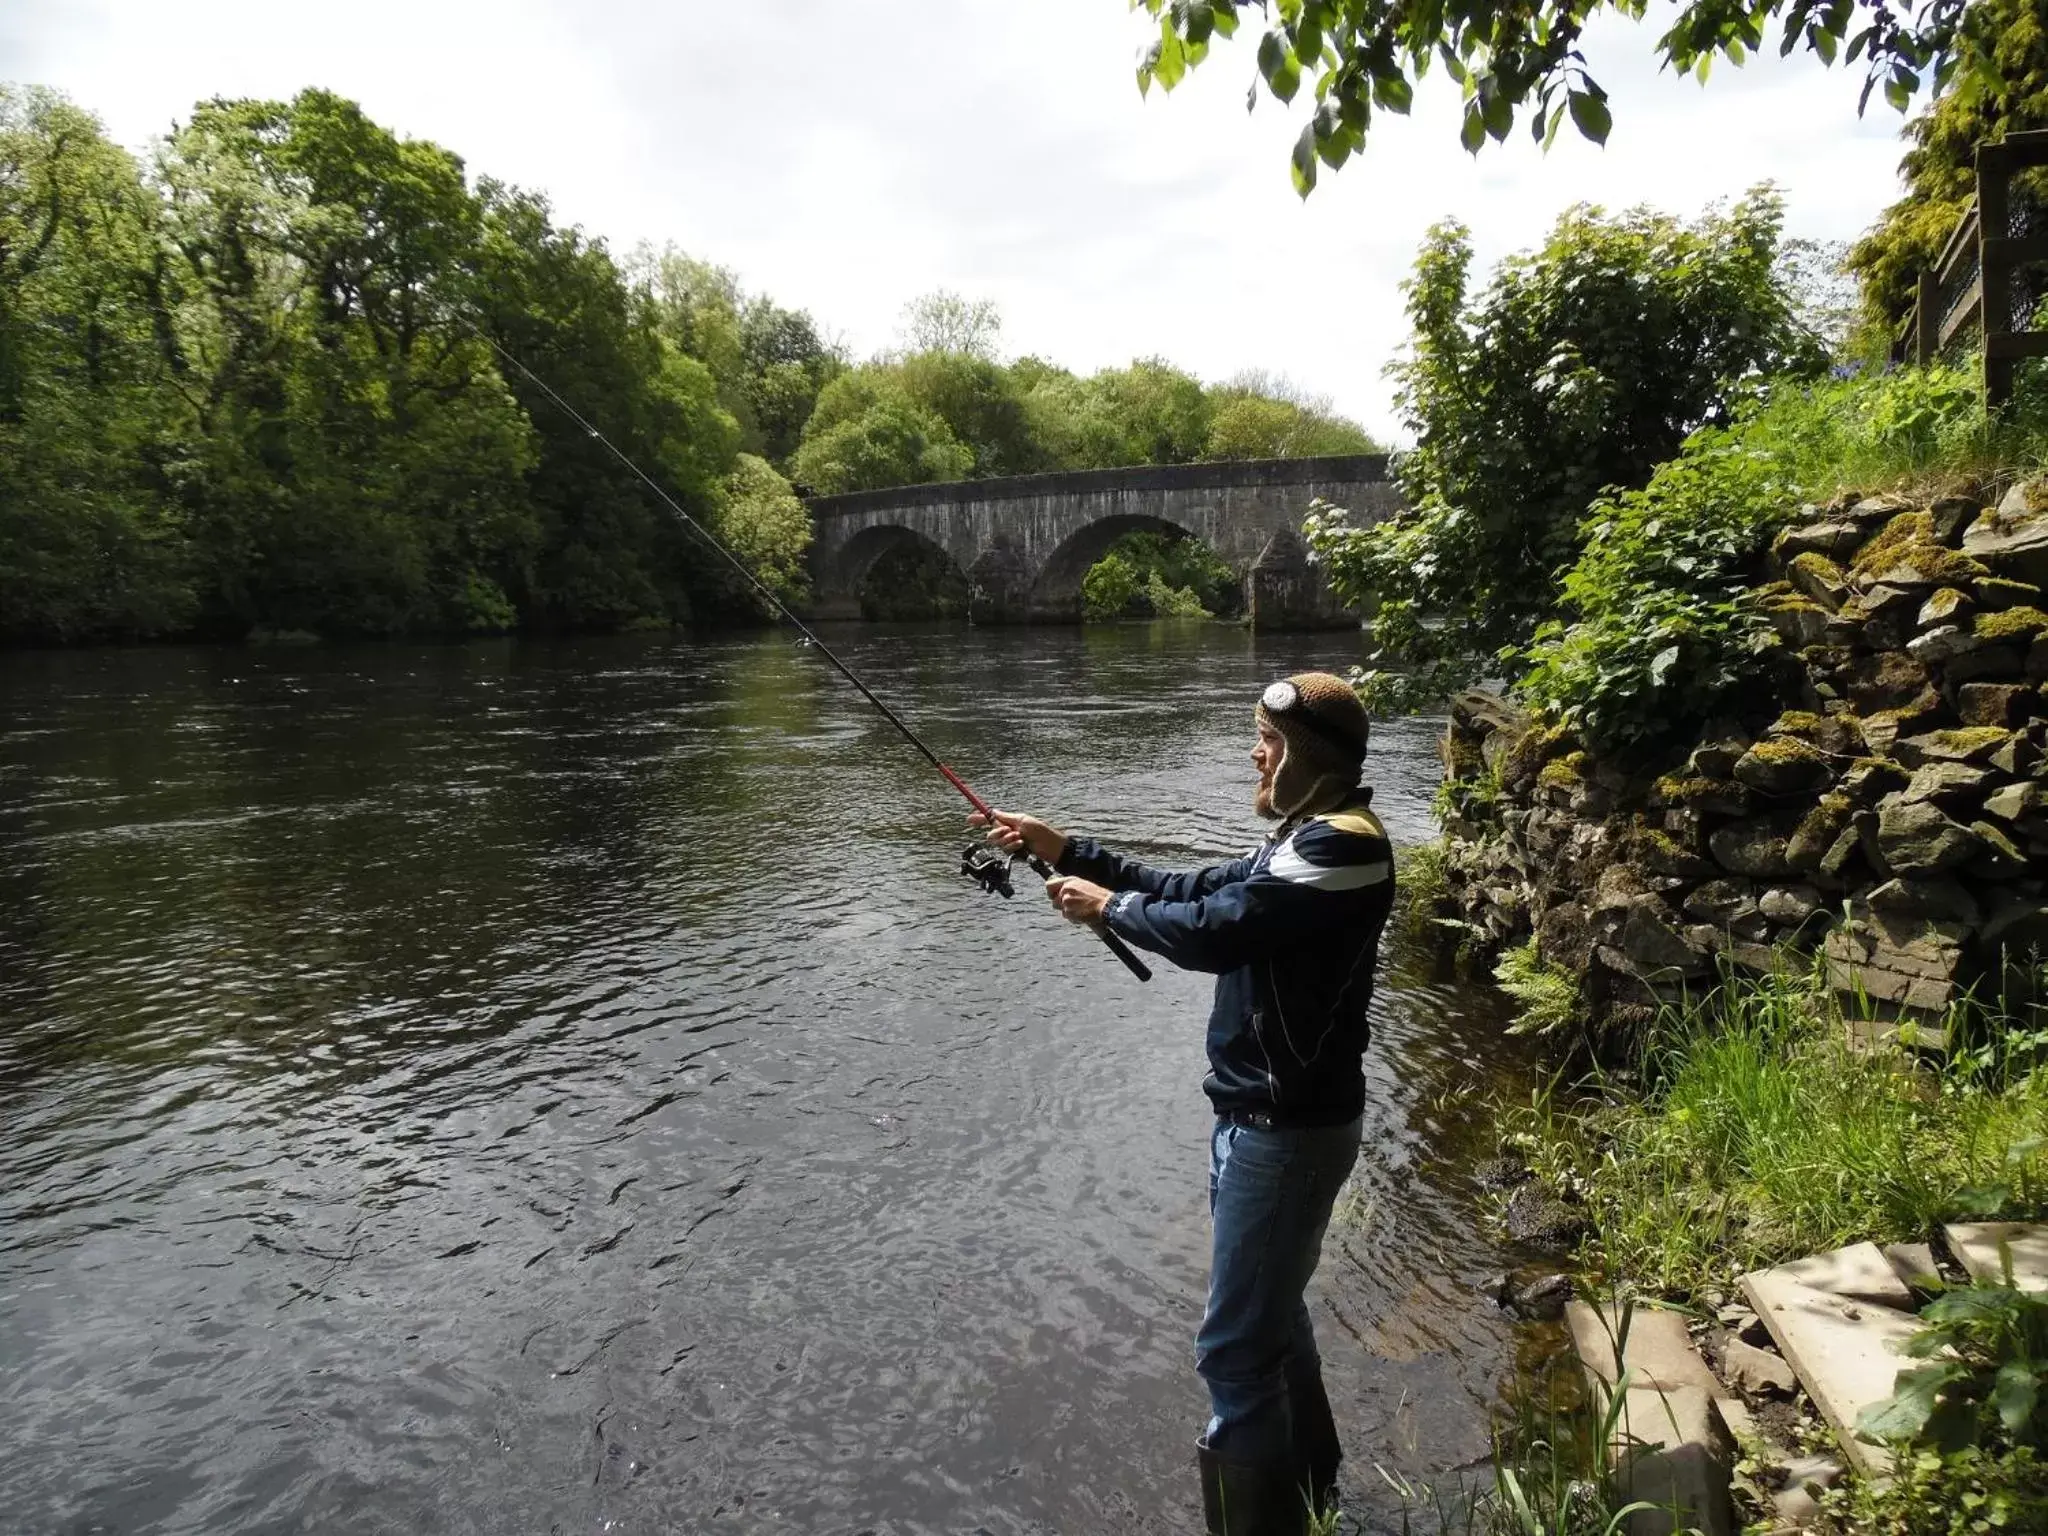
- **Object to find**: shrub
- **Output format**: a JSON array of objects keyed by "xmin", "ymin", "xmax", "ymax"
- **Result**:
[
  {"xmin": 1308, "ymin": 189, "xmax": 1825, "ymax": 715},
  {"xmin": 1081, "ymin": 551, "xmax": 1140, "ymax": 619}
]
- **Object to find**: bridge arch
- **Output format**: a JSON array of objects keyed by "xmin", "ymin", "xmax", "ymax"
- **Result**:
[
  {"xmin": 1027, "ymin": 513, "xmax": 1205, "ymax": 622},
  {"xmin": 804, "ymin": 456, "xmax": 1402, "ymax": 629},
  {"xmin": 830, "ymin": 524, "xmax": 969, "ymax": 619}
]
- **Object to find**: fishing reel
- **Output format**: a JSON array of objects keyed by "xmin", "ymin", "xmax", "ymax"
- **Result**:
[{"xmin": 960, "ymin": 844, "xmax": 1018, "ymax": 898}]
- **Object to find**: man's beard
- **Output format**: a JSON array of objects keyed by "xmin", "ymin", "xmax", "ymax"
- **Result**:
[{"xmin": 1254, "ymin": 773, "xmax": 1279, "ymax": 820}]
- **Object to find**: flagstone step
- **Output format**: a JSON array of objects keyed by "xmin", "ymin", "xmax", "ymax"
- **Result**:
[
  {"xmin": 1740, "ymin": 1243, "xmax": 1924, "ymax": 1479},
  {"xmin": 1943, "ymin": 1221, "xmax": 2048, "ymax": 1289}
]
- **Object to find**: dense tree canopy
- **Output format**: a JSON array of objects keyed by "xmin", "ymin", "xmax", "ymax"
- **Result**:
[
  {"xmin": 1847, "ymin": 0, "xmax": 2048, "ymax": 325},
  {"xmin": 1308, "ymin": 187, "xmax": 1825, "ymax": 712},
  {"xmin": 0, "ymin": 85, "xmax": 1380, "ymax": 645},
  {"xmin": 1134, "ymin": 0, "xmax": 2005, "ymax": 195}
]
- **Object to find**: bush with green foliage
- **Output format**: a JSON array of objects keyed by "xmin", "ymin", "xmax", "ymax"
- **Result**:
[
  {"xmin": 1081, "ymin": 551, "xmax": 1141, "ymax": 619},
  {"xmin": 716, "ymin": 455, "xmax": 811, "ymax": 604},
  {"xmin": 1308, "ymin": 189, "xmax": 1826, "ymax": 716},
  {"xmin": 1079, "ymin": 530, "xmax": 1236, "ymax": 620}
]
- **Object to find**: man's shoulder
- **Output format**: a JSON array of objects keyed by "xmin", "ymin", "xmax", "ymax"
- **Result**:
[{"xmin": 1266, "ymin": 807, "xmax": 1393, "ymax": 891}]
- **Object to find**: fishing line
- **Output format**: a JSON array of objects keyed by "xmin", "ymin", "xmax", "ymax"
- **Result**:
[{"xmin": 482, "ymin": 335, "xmax": 1151, "ymax": 982}]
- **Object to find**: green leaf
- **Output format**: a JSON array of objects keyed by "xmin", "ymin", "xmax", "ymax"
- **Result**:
[
  {"xmin": 1295, "ymin": 16, "xmax": 1323, "ymax": 64},
  {"xmin": 1155, "ymin": 22, "xmax": 1188, "ymax": 90},
  {"xmin": 1185, "ymin": 2, "xmax": 1214, "ymax": 47},
  {"xmin": 1211, "ymin": 4, "xmax": 1239, "ymax": 39},
  {"xmin": 1372, "ymin": 71, "xmax": 1413, "ymax": 114},
  {"xmin": 1481, "ymin": 83, "xmax": 1512, "ymax": 141},
  {"xmin": 1992, "ymin": 1360, "xmax": 2039, "ymax": 1436},
  {"xmin": 1290, "ymin": 122, "xmax": 1319, "ymax": 197},
  {"xmin": 1258, "ymin": 31, "xmax": 1302, "ymax": 101},
  {"xmin": 1567, "ymin": 89, "xmax": 1612, "ymax": 145},
  {"xmin": 1460, "ymin": 104, "xmax": 1485, "ymax": 154}
]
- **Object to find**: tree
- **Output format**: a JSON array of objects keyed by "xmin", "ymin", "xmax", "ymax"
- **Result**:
[
  {"xmin": 1847, "ymin": 0, "xmax": 2048, "ymax": 324},
  {"xmin": 1309, "ymin": 187, "xmax": 1823, "ymax": 712},
  {"xmin": 1132, "ymin": 0, "xmax": 2004, "ymax": 195},
  {"xmin": 789, "ymin": 393, "xmax": 973, "ymax": 493},
  {"xmin": 0, "ymin": 88, "xmax": 190, "ymax": 642},
  {"xmin": 1204, "ymin": 373, "xmax": 1380, "ymax": 458},
  {"xmin": 717, "ymin": 453, "xmax": 811, "ymax": 604},
  {"xmin": 897, "ymin": 288, "xmax": 1002, "ymax": 358}
]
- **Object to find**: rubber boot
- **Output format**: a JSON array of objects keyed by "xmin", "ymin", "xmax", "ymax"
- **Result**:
[
  {"xmin": 1198, "ymin": 1441, "xmax": 1311, "ymax": 1536},
  {"xmin": 1290, "ymin": 1373, "xmax": 1342, "ymax": 1520}
]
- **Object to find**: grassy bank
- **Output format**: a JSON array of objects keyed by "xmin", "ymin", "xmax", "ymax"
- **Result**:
[{"xmin": 1498, "ymin": 960, "xmax": 2048, "ymax": 1300}]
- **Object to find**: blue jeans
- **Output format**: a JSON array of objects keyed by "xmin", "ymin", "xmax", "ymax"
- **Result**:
[{"xmin": 1197, "ymin": 1115, "xmax": 1363, "ymax": 1464}]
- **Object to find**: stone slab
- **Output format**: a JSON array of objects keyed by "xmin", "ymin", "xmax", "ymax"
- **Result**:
[
  {"xmin": 1566, "ymin": 1301, "xmax": 1720, "ymax": 1394},
  {"xmin": 1609, "ymin": 1383, "xmax": 1735, "ymax": 1536},
  {"xmin": 1881, "ymin": 1242, "xmax": 1943, "ymax": 1297},
  {"xmin": 1773, "ymin": 1241, "xmax": 1918, "ymax": 1310},
  {"xmin": 1943, "ymin": 1221, "xmax": 2048, "ymax": 1290},
  {"xmin": 1740, "ymin": 1267, "xmax": 1921, "ymax": 1477}
]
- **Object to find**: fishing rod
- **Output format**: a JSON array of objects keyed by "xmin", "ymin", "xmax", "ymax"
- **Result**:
[{"xmin": 482, "ymin": 335, "xmax": 1151, "ymax": 984}]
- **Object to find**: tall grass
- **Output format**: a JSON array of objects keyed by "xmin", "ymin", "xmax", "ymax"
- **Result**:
[{"xmin": 1501, "ymin": 961, "xmax": 2048, "ymax": 1296}]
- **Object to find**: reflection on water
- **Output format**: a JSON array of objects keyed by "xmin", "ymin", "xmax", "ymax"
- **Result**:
[{"xmin": 0, "ymin": 625, "xmax": 1538, "ymax": 1535}]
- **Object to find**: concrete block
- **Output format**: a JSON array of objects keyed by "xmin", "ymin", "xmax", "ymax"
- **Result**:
[
  {"xmin": 1722, "ymin": 1338, "xmax": 1799, "ymax": 1396},
  {"xmin": 1740, "ymin": 1266, "xmax": 1922, "ymax": 1477},
  {"xmin": 1609, "ymin": 1383, "xmax": 1735, "ymax": 1536},
  {"xmin": 1774, "ymin": 1241, "xmax": 1916, "ymax": 1310},
  {"xmin": 1944, "ymin": 1221, "xmax": 2048, "ymax": 1290},
  {"xmin": 1566, "ymin": 1301, "xmax": 1719, "ymax": 1394},
  {"xmin": 1880, "ymin": 1241, "xmax": 1942, "ymax": 1297}
]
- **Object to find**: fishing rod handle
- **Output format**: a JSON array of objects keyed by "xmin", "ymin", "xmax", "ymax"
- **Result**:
[
  {"xmin": 1098, "ymin": 927, "xmax": 1153, "ymax": 983},
  {"xmin": 1020, "ymin": 851, "xmax": 1152, "ymax": 983}
]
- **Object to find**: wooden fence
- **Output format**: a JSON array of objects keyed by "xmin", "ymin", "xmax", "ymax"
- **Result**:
[{"xmin": 1895, "ymin": 128, "xmax": 2048, "ymax": 409}]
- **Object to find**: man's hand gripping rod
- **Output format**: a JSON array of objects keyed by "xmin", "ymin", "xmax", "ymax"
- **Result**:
[{"xmin": 947, "ymin": 770, "xmax": 1152, "ymax": 983}]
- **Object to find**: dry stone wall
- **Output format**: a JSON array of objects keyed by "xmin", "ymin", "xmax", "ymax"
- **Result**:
[{"xmin": 1437, "ymin": 475, "xmax": 2048, "ymax": 1028}]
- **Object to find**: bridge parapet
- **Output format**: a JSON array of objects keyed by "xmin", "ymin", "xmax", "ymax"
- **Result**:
[{"xmin": 802, "ymin": 455, "xmax": 1402, "ymax": 628}]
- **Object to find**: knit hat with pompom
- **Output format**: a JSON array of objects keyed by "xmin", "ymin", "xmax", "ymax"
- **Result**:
[{"xmin": 1254, "ymin": 672, "xmax": 1370, "ymax": 817}]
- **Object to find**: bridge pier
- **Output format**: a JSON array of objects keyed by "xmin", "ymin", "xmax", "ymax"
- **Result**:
[{"xmin": 803, "ymin": 456, "xmax": 1400, "ymax": 630}]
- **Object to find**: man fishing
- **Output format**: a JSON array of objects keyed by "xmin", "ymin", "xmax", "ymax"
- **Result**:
[{"xmin": 974, "ymin": 671, "xmax": 1394, "ymax": 1536}]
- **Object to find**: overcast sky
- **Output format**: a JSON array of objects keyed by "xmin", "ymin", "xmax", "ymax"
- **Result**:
[{"xmin": 7, "ymin": 0, "xmax": 1914, "ymax": 442}]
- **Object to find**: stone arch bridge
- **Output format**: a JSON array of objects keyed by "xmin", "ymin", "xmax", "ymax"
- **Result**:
[{"xmin": 802, "ymin": 455, "xmax": 1402, "ymax": 628}]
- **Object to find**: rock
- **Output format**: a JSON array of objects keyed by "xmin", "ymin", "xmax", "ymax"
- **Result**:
[
  {"xmin": 1710, "ymin": 818, "xmax": 1797, "ymax": 879},
  {"xmin": 1772, "ymin": 1453, "xmax": 1847, "ymax": 1529},
  {"xmin": 1893, "ymin": 726, "xmax": 2015, "ymax": 767},
  {"xmin": 1733, "ymin": 737, "xmax": 1833, "ymax": 797},
  {"xmin": 1876, "ymin": 796, "xmax": 1985, "ymax": 875},
  {"xmin": 1970, "ymin": 819, "xmax": 2027, "ymax": 879},
  {"xmin": 1535, "ymin": 899, "xmax": 1595, "ymax": 974},
  {"xmin": 1768, "ymin": 709, "xmax": 1865, "ymax": 757},
  {"xmin": 1788, "ymin": 551, "xmax": 1850, "ymax": 610},
  {"xmin": 1823, "ymin": 893, "xmax": 1973, "ymax": 1015},
  {"xmin": 1635, "ymin": 830, "xmax": 1714, "ymax": 880},
  {"xmin": 1868, "ymin": 876, "xmax": 1980, "ymax": 930},
  {"xmin": 1980, "ymin": 895, "xmax": 2048, "ymax": 959},
  {"xmin": 1990, "ymin": 731, "xmax": 2040, "ymax": 776},
  {"xmin": 1773, "ymin": 520, "xmax": 1866, "ymax": 562},
  {"xmin": 1721, "ymin": 1337, "xmax": 1800, "ymax": 1397},
  {"xmin": 1842, "ymin": 650, "xmax": 1933, "ymax": 713},
  {"xmin": 1918, "ymin": 586, "xmax": 1975, "ymax": 628},
  {"xmin": 1928, "ymin": 494, "xmax": 1981, "ymax": 545},
  {"xmin": 1840, "ymin": 758, "xmax": 1910, "ymax": 806},
  {"xmin": 1979, "ymin": 576, "xmax": 2044, "ymax": 611},
  {"xmin": 1984, "ymin": 782, "xmax": 2044, "ymax": 821},
  {"xmin": 1763, "ymin": 596, "xmax": 1831, "ymax": 647},
  {"xmin": 1958, "ymin": 681, "xmax": 2034, "ymax": 727},
  {"xmin": 1689, "ymin": 741, "xmax": 1748, "ymax": 779},
  {"xmin": 1507, "ymin": 1272, "xmax": 1575, "ymax": 1321},
  {"xmin": 1900, "ymin": 759, "xmax": 1993, "ymax": 805},
  {"xmin": 1787, "ymin": 796, "xmax": 1853, "ymax": 873},
  {"xmin": 1819, "ymin": 823, "xmax": 1868, "ymax": 884},
  {"xmin": 1759, "ymin": 885, "xmax": 1823, "ymax": 926},
  {"xmin": 1907, "ymin": 623, "xmax": 1980, "ymax": 664},
  {"xmin": 1620, "ymin": 897, "xmax": 1714, "ymax": 977},
  {"xmin": 1652, "ymin": 774, "xmax": 1753, "ymax": 817},
  {"xmin": 1845, "ymin": 494, "xmax": 1911, "ymax": 525},
  {"xmin": 1961, "ymin": 476, "xmax": 2048, "ymax": 585},
  {"xmin": 1685, "ymin": 879, "xmax": 1770, "ymax": 939},
  {"xmin": 1505, "ymin": 1184, "xmax": 1587, "ymax": 1249}
]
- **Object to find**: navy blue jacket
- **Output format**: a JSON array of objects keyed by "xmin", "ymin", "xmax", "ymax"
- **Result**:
[{"xmin": 1055, "ymin": 789, "xmax": 1395, "ymax": 1126}]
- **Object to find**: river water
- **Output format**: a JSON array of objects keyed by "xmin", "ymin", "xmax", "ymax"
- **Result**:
[{"xmin": 0, "ymin": 625, "xmax": 1542, "ymax": 1536}]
